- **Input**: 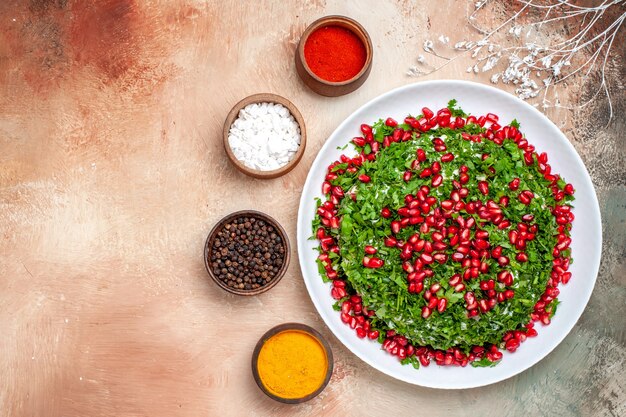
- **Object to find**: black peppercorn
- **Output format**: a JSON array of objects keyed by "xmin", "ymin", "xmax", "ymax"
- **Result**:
[{"xmin": 209, "ymin": 214, "xmax": 285, "ymax": 291}]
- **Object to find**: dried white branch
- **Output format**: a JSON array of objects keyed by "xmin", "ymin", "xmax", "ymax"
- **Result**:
[{"xmin": 407, "ymin": 0, "xmax": 626, "ymax": 121}]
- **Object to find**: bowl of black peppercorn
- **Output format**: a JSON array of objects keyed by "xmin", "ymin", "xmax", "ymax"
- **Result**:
[{"xmin": 204, "ymin": 210, "xmax": 291, "ymax": 296}]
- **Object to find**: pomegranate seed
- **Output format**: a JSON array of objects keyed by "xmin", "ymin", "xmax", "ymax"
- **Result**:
[
  {"xmin": 505, "ymin": 338, "xmax": 520, "ymax": 352},
  {"xmin": 564, "ymin": 183, "xmax": 574, "ymax": 195},
  {"xmin": 352, "ymin": 137, "xmax": 366, "ymax": 147},
  {"xmin": 431, "ymin": 174, "xmax": 443, "ymax": 187},
  {"xmin": 404, "ymin": 171, "xmax": 413, "ymax": 182},
  {"xmin": 416, "ymin": 148, "xmax": 427, "ymax": 162},
  {"xmin": 422, "ymin": 107, "xmax": 434, "ymax": 119},
  {"xmin": 356, "ymin": 328, "xmax": 367, "ymax": 338},
  {"xmin": 332, "ymin": 186, "xmax": 344, "ymax": 198},
  {"xmin": 331, "ymin": 287, "xmax": 347, "ymax": 300},
  {"xmin": 441, "ymin": 153, "xmax": 455, "ymax": 162},
  {"xmin": 421, "ymin": 253, "xmax": 434, "ymax": 264},
  {"xmin": 420, "ymin": 168, "xmax": 432, "ymax": 178},
  {"xmin": 498, "ymin": 256, "xmax": 510, "ymax": 266},
  {"xmin": 363, "ymin": 257, "xmax": 384, "ymax": 268},
  {"xmin": 384, "ymin": 237, "xmax": 397, "ymax": 247},
  {"xmin": 360, "ymin": 124, "xmax": 372, "ymax": 136},
  {"xmin": 516, "ymin": 252, "xmax": 529, "ymax": 262},
  {"xmin": 509, "ymin": 178, "xmax": 520, "ymax": 190},
  {"xmin": 364, "ymin": 245, "xmax": 377, "ymax": 255},
  {"xmin": 478, "ymin": 181, "xmax": 489, "ymax": 195},
  {"xmin": 385, "ymin": 117, "xmax": 398, "ymax": 127},
  {"xmin": 422, "ymin": 307, "xmax": 432, "ymax": 319},
  {"xmin": 381, "ymin": 207, "xmax": 391, "ymax": 218},
  {"xmin": 358, "ymin": 174, "xmax": 371, "ymax": 183},
  {"xmin": 437, "ymin": 298, "xmax": 448, "ymax": 313}
]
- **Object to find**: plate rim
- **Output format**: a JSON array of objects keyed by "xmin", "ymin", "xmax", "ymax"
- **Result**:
[{"xmin": 296, "ymin": 79, "xmax": 602, "ymax": 389}]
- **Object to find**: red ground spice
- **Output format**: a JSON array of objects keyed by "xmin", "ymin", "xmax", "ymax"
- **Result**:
[{"xmin": 304, "ymin": 25, "xmax": 367, "ymax": 82}]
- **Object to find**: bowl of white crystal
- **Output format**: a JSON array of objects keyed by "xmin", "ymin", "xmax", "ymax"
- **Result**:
[{"xmin": 223, "ymin": 93, "xmax": 307, "ymax": 179}]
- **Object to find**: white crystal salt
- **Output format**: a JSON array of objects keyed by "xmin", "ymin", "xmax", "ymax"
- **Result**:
[{"xmin": 228, "ymin": 102, "xmax": 301, "ymax": 171}]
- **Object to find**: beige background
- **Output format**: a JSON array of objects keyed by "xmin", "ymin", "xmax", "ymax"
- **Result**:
[{"xmin": 1, "ymin": 1, "xmax": 624, "ymax": 416}]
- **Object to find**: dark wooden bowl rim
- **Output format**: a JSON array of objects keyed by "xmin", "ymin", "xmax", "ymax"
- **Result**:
[
  {"xmin": 251, "ymin": 323, "xmax": 334, "ymax": 404},
  {"xmin": 203, "ymin": 210, "xmax": 290, "ymax": 296}
]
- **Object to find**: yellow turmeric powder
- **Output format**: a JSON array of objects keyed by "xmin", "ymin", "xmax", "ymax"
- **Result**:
[{"xmin": 256, "ymin": 330, "xmax": 328, "ymax": 399}]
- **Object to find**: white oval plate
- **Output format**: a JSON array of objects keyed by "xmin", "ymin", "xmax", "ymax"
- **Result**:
[{"xmin": 296, "ymin": 80, "xmax": 602, "ymax": 389}]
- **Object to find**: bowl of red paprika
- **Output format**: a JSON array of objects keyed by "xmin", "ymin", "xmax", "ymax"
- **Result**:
[{"xmin": 295, "ymin": 15, "xmax": 373, "ymax": 97}]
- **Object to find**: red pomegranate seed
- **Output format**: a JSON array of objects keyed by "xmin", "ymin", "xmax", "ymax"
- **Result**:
[
  {"xmin": 331, "ymin": 186, "xmax": 344, "ymax": 199},
  {"xmin": 381, "ymin": 207, "xmax": 391, "ymax": 218},
  {"xmin": 416, "ymin": 148, "xmax": 427, "ymax": 162},
  {"xmin": 478, "ymin": 181, "xmax": 489, "ymax": 195},
  {"xmin": 363, "ymin": 257, "xmax": 384, "ymax": 268},
  {"xmin": 564, "ymin": 183, "xmax": 574, "ymax": 195},
  {"xmin": 385, "ymin": 117, "xmax": 398, "ymax": 127},
  {"xmin": 505, "ymin": 338, "xmax": 520, "ymax": 352},
  {"xmin": 331, "ymin": 287, "xmax": 347, "ymax": 300},
  {"xmin": 340, "ymin": 312, "xmax": 351, "ymax": 323},
  {"xmin": 516, "ymin": 252, "xmax": 529, "ymax": 262},
  {"xmin": 437, "ymin": 298, "xmax": 448, "ymax": 313},
  {"xmin": 403, "ymin": 171, "xmax": 412, "ymax": 182},
  {"xmin": 422, "ymin": 107, "xmax": 434, "ymax": 119},
  {"xmin": 364, "ymin": 245, "xmax": 377, "ymax": 255},
  {"xmin": 431, "ymin": 174, "xmax": 443, "ymax": 187},
  {"xmin": 384, "ymin": 237, "xmax": 397, "ymax": 247},
  {"xmin": 509, "ymin": 178, "xmax": 520, "ymax": 190},
  {"xmin": 368, "ymin": 330, "xmax": 379, "ymax": 339},
  {"xmin": 441, "ymin": 153, "xmax": 455, "ymax": 162},
  {"xmin": 356, "ymin": 328, "xmax": 367, "ymax": 338},
  {"xmin": 422, "ymin": 306, "xmax": 432, "ymax": 318},
  {"xmin": 449, "ymin": 274, "xmax": 462, "ymax": 286},
  {"xmin": 352, "ymin": 137, "xmax": 366, "ymax": 147},
  {"xmin": 419, "ymin": 168, "xmax": 432, "ymax": 178},
  {"xmin": 358, "ymin": 174, "xmax": 371, "ymax": 183}
]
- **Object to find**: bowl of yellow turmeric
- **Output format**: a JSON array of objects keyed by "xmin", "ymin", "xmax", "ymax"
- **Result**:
[{"xmin": 251, "ymin": 323, "xmax": 333, "ymax": 403}]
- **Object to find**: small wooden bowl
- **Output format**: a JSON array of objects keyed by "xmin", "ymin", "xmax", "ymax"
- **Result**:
[
  {"xmin": 251, "ymin": 323, "xmax": 334, "ymax": 404},
  {"xmin": 204, "ymin": 210, "xmax": 290, "ymax": 296},
  {"xmin": 295, "ymin": 15, "xmax": 373, "ymax": 97},
  {"xmin": 223, "ymin": 93, "xmax": 306, "ymax": 179}
]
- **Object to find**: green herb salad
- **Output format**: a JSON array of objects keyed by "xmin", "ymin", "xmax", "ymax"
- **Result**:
[{"xmin": 313, "ymin": 100, "xmax": 575, "ymax": 368}]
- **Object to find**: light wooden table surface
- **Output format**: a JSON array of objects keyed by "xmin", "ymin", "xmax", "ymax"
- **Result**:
[{"xmin": 1, "ymin": 1, "xmax": 624, "ymax": 416}]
